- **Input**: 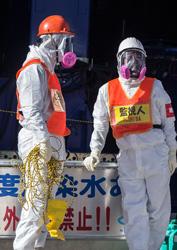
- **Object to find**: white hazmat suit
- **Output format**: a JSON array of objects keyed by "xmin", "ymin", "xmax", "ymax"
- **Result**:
[
  {"xmin": 84, "ymin": 37, "xmax": 177, "ymax": 250},
  {"xmin": 13, "ymin": 15, "xmax": 75, "ymax": 250}
]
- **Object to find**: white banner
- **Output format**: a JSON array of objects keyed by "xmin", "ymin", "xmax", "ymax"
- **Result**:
[{"xmin": 0, "ymin": 160, "xmax": 125, "ymax": 239}]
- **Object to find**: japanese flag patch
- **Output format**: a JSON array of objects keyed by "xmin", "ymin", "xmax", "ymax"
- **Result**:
[{"xmin": 165, "ymin": 103, "xmax": 174, "ymax": 117}]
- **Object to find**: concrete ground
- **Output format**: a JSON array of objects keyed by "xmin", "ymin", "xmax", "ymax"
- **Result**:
[{"xmin": 0, "ymin": 238, "xmax": 129, "ymax": 250}]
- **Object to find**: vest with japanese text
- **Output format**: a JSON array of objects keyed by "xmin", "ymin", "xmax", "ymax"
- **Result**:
[{"xmin": 108, "ymin": 77, "xmax": 154, "ymax": 138}]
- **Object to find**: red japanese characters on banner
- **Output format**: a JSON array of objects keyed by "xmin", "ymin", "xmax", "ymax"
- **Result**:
[
  {"xmin": 60, "ymin": 206, "xmax": 111, "ymax": 232},
  {"xmin": 3, "ymin": 206, "xmax": 19, "ymax": 231},
  {"xmin": 0, "ymin": 164, "xmax": 125, "ymax": 239}
]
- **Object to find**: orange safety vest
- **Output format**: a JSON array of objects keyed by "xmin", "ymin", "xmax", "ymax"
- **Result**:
[
  {"xmin": 108, "ymin": 77, "xmax": 155, "ymax": 138},
  {"xmin": 16, "ymin": 58, "xmax": 71, "ymax": 137}
]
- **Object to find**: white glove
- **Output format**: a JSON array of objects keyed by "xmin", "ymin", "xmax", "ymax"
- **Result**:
[
  {"xmin": 39, "ymin": 140, "xmax": 53, "ymax": 162},
  {"xmin": 83, "ymin": 151, "xmax": 100, "ymax": 172},
  {"xmin": 169, "ymin": 150, "xmax": 177, "ymax": 175}
]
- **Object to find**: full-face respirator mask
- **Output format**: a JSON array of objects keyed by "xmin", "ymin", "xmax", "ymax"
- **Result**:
[
  {"xmin": 56, "ymin": 35, "xmax": 77, "ymax": 68},
  {"xmin": 118, "ymin": 49, "xmax": 146, "ymax": 80},
  {"xmin": 117, "ymin": 37, "xmax": 147, "ymax": 81},
  {"xmin": 51, "ymin": 34, "xmax": 77, "ymax": 68}
]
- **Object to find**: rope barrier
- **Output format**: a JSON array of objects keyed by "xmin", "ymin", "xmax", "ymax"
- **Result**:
[
  {"xmin": 67, "ymin": 118, "xmax": 93, "ymax": 124},
  {"xmin": 0, "ymin": 109, "xmax": 16, "ymax": 114},
  {"xmin": 0, "ymin": 108, "xmax": 93, "ymax": 124}
]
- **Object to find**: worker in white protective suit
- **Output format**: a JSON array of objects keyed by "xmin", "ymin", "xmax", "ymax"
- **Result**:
[
  {"xmin": 83, "ymin": 37, "xmax": 177, "ymax": 250},
  {"xmin": 13, "ymin": 15, "xmax": 76, "ymax": 250}
]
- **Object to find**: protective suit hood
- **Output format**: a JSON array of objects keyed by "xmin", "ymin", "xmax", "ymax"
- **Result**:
[{"xmin": 25, "ymin": 43, "xmax": 56, "ymax": 73}]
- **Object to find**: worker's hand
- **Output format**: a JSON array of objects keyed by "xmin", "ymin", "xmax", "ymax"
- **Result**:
[
  {"xmin": 169, "ymin": 150, "xmax": 177, "ymax": 175},
  {"xmin": 39, "ymin": 140, "xmax": 53, "ymax": 162},
  {"xmin": 83, "ymin": 151, "xmax": 100, "ymax": 172}
]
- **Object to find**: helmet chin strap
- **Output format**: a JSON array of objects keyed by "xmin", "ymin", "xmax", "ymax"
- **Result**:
[{"xmin": 55, "ymin": 47, "xmax": 60, "ymax": 66}]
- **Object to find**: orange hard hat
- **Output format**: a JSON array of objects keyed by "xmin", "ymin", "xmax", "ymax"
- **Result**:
[{"xmin": 37, "ymin": 15, "xmax": 74, "ymax": 36}]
